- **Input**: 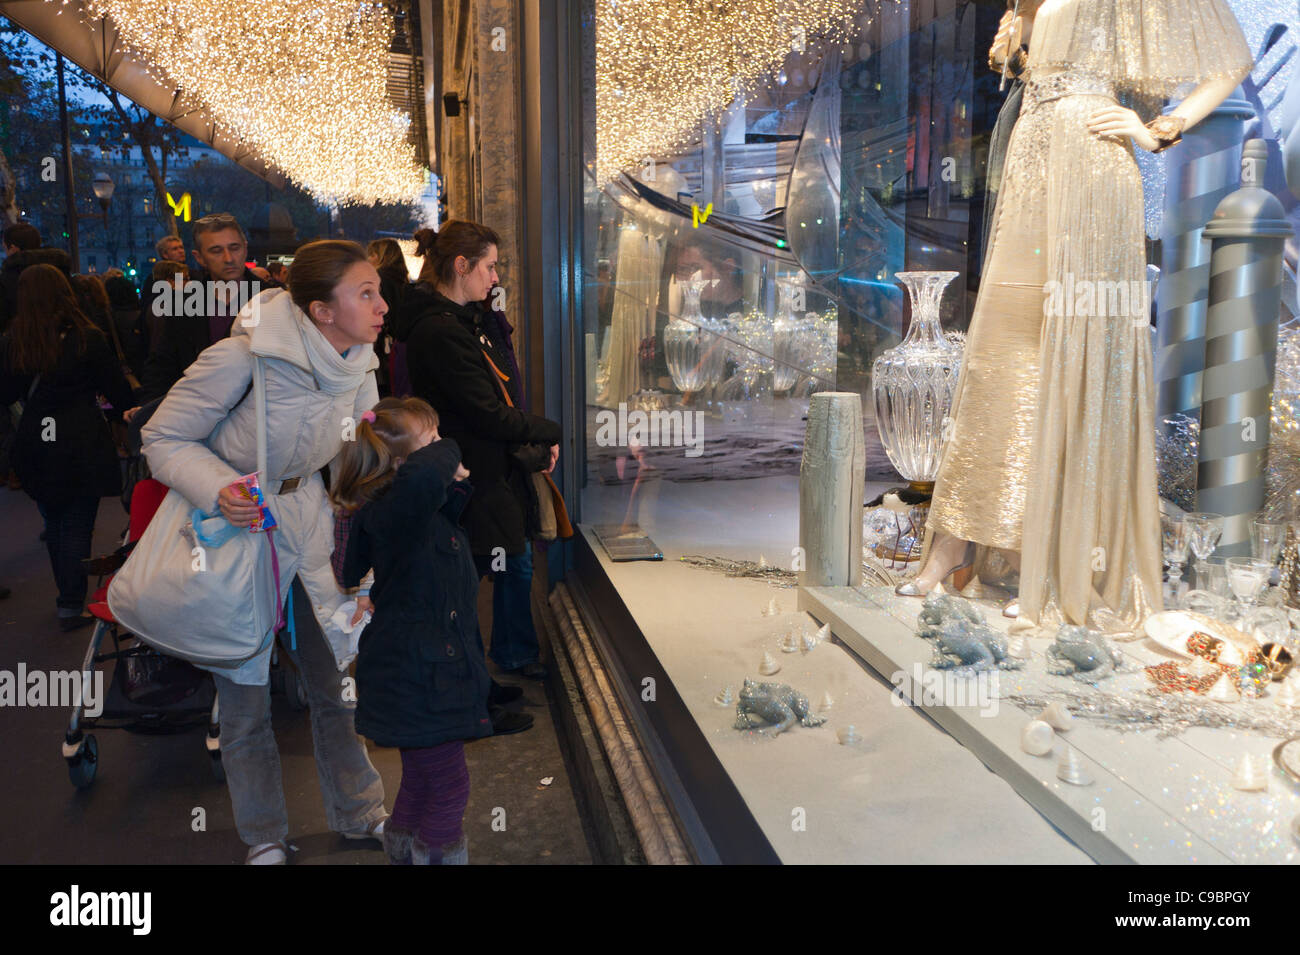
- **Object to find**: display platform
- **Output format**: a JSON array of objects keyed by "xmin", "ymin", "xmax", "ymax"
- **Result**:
[
  {"xmin": 575, "ymin": 520, "xmax": 1092, "ymax": 864},
  {"xmin": 799, "ymin": 583, "xmax": 1300, "ymax": 864}
]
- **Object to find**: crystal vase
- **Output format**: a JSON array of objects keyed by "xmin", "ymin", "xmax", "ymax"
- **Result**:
[
  {"xmin": 871, "ymin": 271, "xmax": 963, "ymax": 491},
  {"xmin": 772, "ymin": 280, "xmax": 810, "ymax": 393},
  {"xmin": 664, "ymin": 278, "xmax": 720, "ymax": 393}
]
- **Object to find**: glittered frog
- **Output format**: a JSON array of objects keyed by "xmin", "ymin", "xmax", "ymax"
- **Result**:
[
  {"xmin": 733, "ymin": 679, "xmax": 827, "ymax": 735},
  {"xmin": 916, "ymin": 593, "xmax": 1022, "ymax": 673},
  {"xmin": 1045, "ymin": 625, "xmax": 1124, "ymax": 682}
]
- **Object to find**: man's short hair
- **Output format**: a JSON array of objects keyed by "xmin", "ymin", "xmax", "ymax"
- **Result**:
[
  {"xmin": 155, "ymin": 234, "xmax": 184, "ymax": 257},
  {"xmin": 266, "ymin": 261, "xmax": 287, "ymax": 278},
  {"xmin": 191, "ymin": 213, "xmax": 247, "ymax": 246},
  {"xmin": 3, "ymin": 223, "xmax": 41, "ymax": 251}
]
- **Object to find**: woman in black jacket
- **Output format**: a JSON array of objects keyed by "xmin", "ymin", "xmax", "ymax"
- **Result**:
[
  {"xmin": 399, "ymin": 221, "xmax": 561, "ymax": 688},
  {"xmin": 1, "ymin": 265, "xmax": 134, "ymax": 630}
]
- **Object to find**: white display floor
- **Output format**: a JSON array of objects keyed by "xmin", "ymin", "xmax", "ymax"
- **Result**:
[
  {"xmin": 801, "ymin": 583, "xmax": 1300, "ymax": 864},
  {"xmin": 578, "ymin": 504, "xmax": 1092, "ymax": 863}
]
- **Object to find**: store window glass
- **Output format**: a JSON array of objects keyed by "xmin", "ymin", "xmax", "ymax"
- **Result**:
[
  {"xmin": 576, "ymin": 1, "xmax": 1009, "ymax": 557},
  {"xmin": 576, "ymin": 0, "xmax": 1294, "ymax": 560}
]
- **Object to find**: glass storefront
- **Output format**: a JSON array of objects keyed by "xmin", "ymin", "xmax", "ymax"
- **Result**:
[{"xmin": 576, "ymin": 1, "xmax": 1012, "ymax": 559}]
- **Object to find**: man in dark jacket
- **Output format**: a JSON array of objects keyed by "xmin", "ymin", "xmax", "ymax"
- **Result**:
[
  {"xmin": 137, "ymin": 212, "xmax": 260, "ymax": 403},
  {"xmin": 399, "ymin": 283, "xmax": 561, "ymax": 685},
  {"xmin": 0, "ymin": 224, "xmax": 73, "ymax": 333}
]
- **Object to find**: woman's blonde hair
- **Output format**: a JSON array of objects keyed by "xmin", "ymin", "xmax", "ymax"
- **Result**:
[{"xmin": 330, "ymin": 396, "xmax": 440, "ymax": 513}]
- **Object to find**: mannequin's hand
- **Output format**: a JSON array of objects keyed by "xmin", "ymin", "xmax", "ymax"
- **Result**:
[
  {"xmin": 1087, "ymin": 106, "xmax": 1159, "ymax": 151},
  {"xmin": 454, "ymin": 463, "xmax": 470, "ymax": 482},
  {"xmin": 988, "ymin": 12, "xmax": 1023, "ymax": 71}
]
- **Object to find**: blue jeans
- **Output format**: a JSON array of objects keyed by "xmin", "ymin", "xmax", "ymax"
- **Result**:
[
  {"xmin": 213, "ymin": 577, "xmax": 386, "ymax": 847},
  {"xmin": 475, "ymin": 544, "xmax": 540, "ymax": 671},
  {"xmin": 37, "ymin": 496, "xmax": 101, "ymax": 616}
]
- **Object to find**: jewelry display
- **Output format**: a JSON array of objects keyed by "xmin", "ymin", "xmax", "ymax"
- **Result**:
[{"xmin": 1145, "ymin": 114, "xmax": 1187, "ymax": 153}]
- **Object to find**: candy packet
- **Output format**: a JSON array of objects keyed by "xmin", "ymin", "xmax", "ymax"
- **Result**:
[{"xmin": 227, "ymin": 472, "xmax": 278, "ymax": 532}]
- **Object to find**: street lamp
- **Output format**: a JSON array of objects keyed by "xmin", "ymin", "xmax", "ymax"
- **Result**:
[{"xmin": 91, "ymin": 172, "xmax": 114, "ymax": 228}]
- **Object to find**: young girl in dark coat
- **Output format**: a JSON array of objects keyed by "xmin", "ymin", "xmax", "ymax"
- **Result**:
[{"xmin": 332, "ymin": 396, "xmax": 491, "ymax": 865}]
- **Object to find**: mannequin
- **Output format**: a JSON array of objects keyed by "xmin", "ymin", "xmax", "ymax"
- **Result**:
[{"xmin": 902, "ymin": 0, "xmax": 1253, "ymax": 637}]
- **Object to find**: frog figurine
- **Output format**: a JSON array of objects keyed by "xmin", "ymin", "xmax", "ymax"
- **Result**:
[
  {"xmin": 733, "ymin": 678, "xmax": 827, "ymax": 735},
  {"xmin": 917, "ymin": 593, "xmax": 1022, "ymax": 673},
  {"xmin": 1045, "ymin": 625, "xmax": 1123, "ymax": 682}
]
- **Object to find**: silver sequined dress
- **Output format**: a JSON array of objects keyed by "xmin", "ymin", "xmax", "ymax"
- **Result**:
[{"xmin": 927, "ymin": 0, "xmax": 1252, "ymax": 634}]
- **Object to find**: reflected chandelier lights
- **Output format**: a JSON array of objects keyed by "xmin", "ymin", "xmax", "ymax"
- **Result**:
[
  {"xmin": 81, "ymin": 0, "xmax": 426, "ymax": 205},
  {"xmin": 595, "ymin": 0, "xmax": 860, "ymax": 185}
]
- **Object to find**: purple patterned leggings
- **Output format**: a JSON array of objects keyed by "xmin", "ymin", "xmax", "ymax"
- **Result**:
[{"xmin": 391, "ymin": 741, "xmax": 470, "ymax": 851}]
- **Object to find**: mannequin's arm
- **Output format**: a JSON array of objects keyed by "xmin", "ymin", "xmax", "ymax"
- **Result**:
[
  {"xmin": 1167, "ymin": 73, "xmax": 1245, "ymax": 131},
  {"xmin": 1089, "ymin": 72, "xmax": 1246, "ymax": 152}
]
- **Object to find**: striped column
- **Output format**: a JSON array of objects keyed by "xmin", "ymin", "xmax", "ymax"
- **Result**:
[
  {"xmin": 1156, "ymin": 98, "xmax": 1255, "ymax": 426},
  {"xmin": 1197, "ymin": 140, "xmax": 1293, "ymax": 555}
]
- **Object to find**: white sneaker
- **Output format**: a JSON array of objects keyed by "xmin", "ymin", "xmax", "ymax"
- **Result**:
[{"xmin": 245, "ymin": 841, "xmax": 288, "ymax": 865}]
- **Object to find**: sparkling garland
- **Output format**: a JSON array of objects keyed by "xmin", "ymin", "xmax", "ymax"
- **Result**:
[
  {"xmin": 80, "ymin": 0, "xmax": 426, "ymax": 204},
  {"xmin": 1008, "ymin": 688, "xmax": 1300, "ymax": 740},
  {"xmin": 1155, "ymin": 413, "xmax": 1199, "ymax": 512},
  {"xmin": 595, "ymin": 0, "xmax": 860, "ymax": 184},
  {"xmin": 679, "ymin": 554, "xmax": 798, "ymax": 587}
]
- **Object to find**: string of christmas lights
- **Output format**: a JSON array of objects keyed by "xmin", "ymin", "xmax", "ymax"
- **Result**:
[
  {"xmin": 81, "ymin": 0, "xmax": 426, "ymax": 205},
  {"xmin": 595, "ymin": 0, "xmax": 861, "ymax": 184}
]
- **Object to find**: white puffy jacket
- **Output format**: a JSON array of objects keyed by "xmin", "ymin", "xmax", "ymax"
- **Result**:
[{"xmin": 141, "ymin": 289, "xmax": 379, "ymax": 685}]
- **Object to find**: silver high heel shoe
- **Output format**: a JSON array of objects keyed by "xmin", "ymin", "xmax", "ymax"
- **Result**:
[{"xmin": 896, "ymin": 541, "xmax": 976, "ymax": 597}]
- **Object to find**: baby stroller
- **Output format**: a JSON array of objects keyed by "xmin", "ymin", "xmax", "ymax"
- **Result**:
[
  {"xmin": 63, "ymin": 478, "xmax": 222, "ymax": 789},
  {"xmin": 64, "ymin": 478, "xmax": 312, "ymax": 789}
]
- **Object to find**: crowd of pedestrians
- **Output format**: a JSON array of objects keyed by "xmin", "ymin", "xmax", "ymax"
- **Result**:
[{"xmin": 0, "ymin": 212, "xmax": 564, "ymax": 864}]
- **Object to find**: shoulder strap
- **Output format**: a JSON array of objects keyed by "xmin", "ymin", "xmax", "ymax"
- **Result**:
[
  {"xmin": 481, "ymin": 349, "xmax": 514, "ymax": 408},
  {"xmin": 253, "ymin": 354, "xmax": 268, "ymax": 490}
]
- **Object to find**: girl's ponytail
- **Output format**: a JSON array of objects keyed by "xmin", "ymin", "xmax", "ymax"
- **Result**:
[{"xmin": 330, "ymin": 397, "xmax": 440, "ymax": 512}]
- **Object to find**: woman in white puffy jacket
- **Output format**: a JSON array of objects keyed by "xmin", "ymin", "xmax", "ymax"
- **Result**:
[{"xmin": 142, "ymin": 240, "xmax": 388, "ymax": 864}]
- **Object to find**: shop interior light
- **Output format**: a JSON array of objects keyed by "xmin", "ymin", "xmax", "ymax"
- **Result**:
[
  {"xmin": 81, "ymin": 0, "xmax": 426, "ymax": 205},
  {"xmin": 595, "ymin": 0, "xmax": 861, "ymax": 185}
]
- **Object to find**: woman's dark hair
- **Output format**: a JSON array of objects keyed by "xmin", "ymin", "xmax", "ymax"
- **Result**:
[
  {"xmin": 367, "ymin": 238, "xmax": 406, "ymax": 276},
  {"xmin": 10, "ymin": 264, "xmax": 96, "ymax": 375},
  {"xmin": 104, "ymin": 274, "xmax": 140, "ymax": 308},
  {"xmin": 330, "ymin": 396, "xmax": 440, "ymax": 512},
  {"xmin": 286, "ymin": 239, "xmax": 370, "ymax": 319},
  {"xmin": 70, "ymin": 274, "xmax": 110, "ymax": 331},
  {"xmin": 415, "ymin": 220, "xmax": 500, "ymax": 287}
]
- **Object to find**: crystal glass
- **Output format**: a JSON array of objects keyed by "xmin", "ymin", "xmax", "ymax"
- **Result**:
[
  {"xmin": 1184, "ymin": 512, "xmax": 1224, "ymax": 590},
  {"xmin": 663, "ymin": 278, "xmax": 726, "ymax": 393},
  {"xmin": 1200, "ymin": 556, "xmax": 1230, "ymax": 599},
  {"xmin": 1161, "ymin": 512, "xmax": 1192, "ymax": 601},
  {"xmin": 1244, "ymin": 606, "xmax": 1291, "ymax": 645},
  {"xmin": 1226, "ymin": 556, "xmax": 1272, "ymax": 619},
  {"xmin": 1180, "ymin": 589, "xmax": 1228, "ymax": 620},
  {"xmin": 871, "ymin": 271, "xmax": 963, "ymax": 484},
  {"xmin": 772, "ymin": 280, "xmax": 810, "ymax": 393},
  {"xmin": 1252, "ymin": 518, "xmax": 1286, "ymax": 565}
]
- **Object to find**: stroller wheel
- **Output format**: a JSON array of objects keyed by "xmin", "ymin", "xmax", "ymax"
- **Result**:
[
  {"xmin": 209, "ymin": 749, "xmax": 226, "ymax": 784},
  {"xmin": 67, "ymin": 734, "xmax": 99, "ymax": 790}
]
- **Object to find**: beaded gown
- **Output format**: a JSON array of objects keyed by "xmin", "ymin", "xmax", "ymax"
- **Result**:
[{"xmin": 925, "ymin": 0, "xmax": 1252, "ymax": 634}]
